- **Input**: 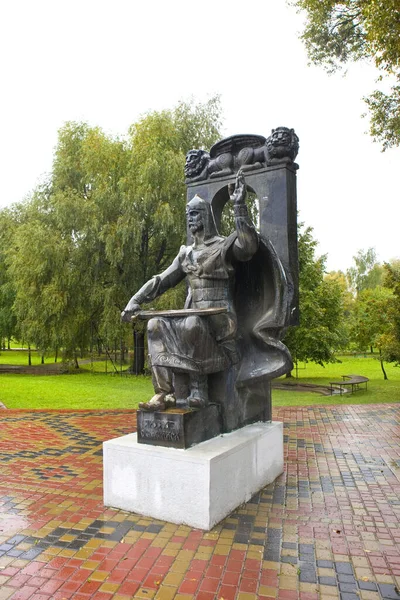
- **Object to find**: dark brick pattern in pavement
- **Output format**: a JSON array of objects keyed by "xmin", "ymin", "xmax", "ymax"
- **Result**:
[{"xmin": 0, "ymin": 405, "xmax": 399, "ymax": 599}]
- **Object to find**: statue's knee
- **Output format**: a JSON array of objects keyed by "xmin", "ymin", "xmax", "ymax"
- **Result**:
[
  {"xmin": 185, "ymin": 315, "xmax": 202, "ymax": 335},
  {"xmin": 181, "ymin": 316, "xmax": 204, "ymax": 344},
  {"xmin": 147, "ymin": 318, "xmax": 161, "ymax": 335}
]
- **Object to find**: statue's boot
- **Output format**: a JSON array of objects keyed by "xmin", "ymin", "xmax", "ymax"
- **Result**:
[
  {"xmin": 139, "ymin": 393, "xmax": 166, "ymax": 412},
  {"xmin": 139, "ymin": 365, "xmax": 176, "ymax": 411},
  {"xmin": 164, "ymin": 394, "xmax": 177, "ymax": 409},
  {"xmin": 187, "ymin": 374, "xmax": 208, "ymax": 408}
]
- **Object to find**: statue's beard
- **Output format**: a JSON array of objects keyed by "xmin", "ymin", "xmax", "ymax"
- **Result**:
[{"xmin": 188, "ymin": 222, "xmax": 203, "ymax": 234}]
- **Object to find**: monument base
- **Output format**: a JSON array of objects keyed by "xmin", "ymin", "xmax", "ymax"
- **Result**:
[
  {"xmin": 103, "ymin": 421, "xmax": 283, "ymax": 530},
  {"xmin": 137, "ymin": 404, "xmax": 221, "ymax": 449}
]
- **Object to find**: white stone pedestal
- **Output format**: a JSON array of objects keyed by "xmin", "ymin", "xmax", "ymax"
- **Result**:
[{"xmin": 103, "ymin": 421, "xmax": 283, "ymax": 530}]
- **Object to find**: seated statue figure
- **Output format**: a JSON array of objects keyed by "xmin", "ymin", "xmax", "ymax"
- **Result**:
[{"xmin": 121, "ymin": 171, "xmax": 292, "ymax": 413}]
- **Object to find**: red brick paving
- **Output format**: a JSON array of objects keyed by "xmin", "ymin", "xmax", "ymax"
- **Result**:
[{"xmin": 0, "ymin": 405, "xmax": 399, "ymax": 599}]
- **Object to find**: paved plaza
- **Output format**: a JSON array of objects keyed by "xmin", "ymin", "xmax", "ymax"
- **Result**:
[{"xmin": 0, "ymin": 404, "xmax": 400, "ymax": 600}]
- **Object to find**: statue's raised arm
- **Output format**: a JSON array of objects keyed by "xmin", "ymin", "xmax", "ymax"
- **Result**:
[
  {"xmin": 229, "ymin": 169, "xmax": 246, "ymax": 205},
  {"xmin": 229, "ymin": 169, "xmax": 259, "ymax": 262}
]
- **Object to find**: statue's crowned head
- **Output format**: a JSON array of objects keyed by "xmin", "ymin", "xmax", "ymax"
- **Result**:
[{"xmin": 186, "ymin": 195, "xmax": 219, "ymax": 239}]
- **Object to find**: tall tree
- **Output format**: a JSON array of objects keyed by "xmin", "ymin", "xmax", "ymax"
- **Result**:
[
  {"xmin": 293, "ymin": 0, "xmax": 400, "ymax": 148},
  {"xmin": 346, "ymin": 260, "xmax": 400, "ymax": 378},
  {"xmin": 350, "ymin": 286, "xmax": 393, "ymax": 351},
  {"xmin": 284, "ymin": 224, "xmax": 346, "ymax": 372},
  {"xmin": 377, "ymin": 261, "xmax": 400, "ymax": 369},
  {"xmin": 0, "ymin": 208, "xmax": 17, "ymax": 349},
  {"xmin": 7, "ymin": 97, "xmax": 222, "ymax": 364},
  {"xmin": 325, "ymin": 269, "xmax": 354, "ymax": 346},
  {"xmin": 346, "ymin": 247, "xmax": 383, "ymax": 295}
]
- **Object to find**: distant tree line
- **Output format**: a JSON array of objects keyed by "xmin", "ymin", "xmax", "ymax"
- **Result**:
[
  {"xmin": 329, "ymin": 248, "xmax": 400, "ymax": 379},
  {"xmin": 284, "ymin": 236, "xmax": 400, "ymax": 378}
]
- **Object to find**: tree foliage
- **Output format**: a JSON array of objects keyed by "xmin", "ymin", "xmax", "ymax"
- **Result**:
[
  {"xmin": 4, "ymin": 97, "xmax": 222, "ymax": 360},
  {"xmin": 293, "ymin": 0, "xmax": 400, "ymax": 148},
  {"xmin": 378, "ymin": 261, "xmax": 400, "ymax": 364},
  {"xmin": 284, "ymin": 224, "xmax": 346, "ymax": 369},
  {"xmin": 0, "ymin": 209, "xmax": 17, "ymax": 348},
  {"xmin": 349, "ymin": 286, "xmax": 393, "ymax": 352},
  {"xmin": 346, "ymin": 247, "xmax": 383, "ymax": 295},
  {"xmin": 344, "ymin": 256, "xmax": 400, "ymax": 378}
]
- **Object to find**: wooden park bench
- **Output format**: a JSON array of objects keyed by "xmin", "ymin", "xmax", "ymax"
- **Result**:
[{"xmin": 329, "ymin": 374, "xmax": 369, "ymax": 396}]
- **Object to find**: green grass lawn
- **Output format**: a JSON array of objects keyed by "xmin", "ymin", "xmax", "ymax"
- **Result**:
[
  {"xmin": 0, "ymin": 352, "xmax": 399, "ymax": 410},
  {"xmin": 0, "ymin": 348, "xmax": 131, "ymax": 371},
  {"xmin": 0, "ymin": 372, "xmax": 152, "ymax": 409},
  {"xmin": 0, "ymin": 348, "xmax": 51, "ymax": 366},
  {"xmin": 273, "ymin": 354, "xmax": 400, "ymax": 406}
]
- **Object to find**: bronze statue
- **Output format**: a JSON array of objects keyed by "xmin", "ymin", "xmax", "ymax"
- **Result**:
[{"xmin": 122, "ymin": 171, "xmax": 269, "ymax": 411}]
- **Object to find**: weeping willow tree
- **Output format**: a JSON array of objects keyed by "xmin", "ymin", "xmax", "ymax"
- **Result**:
[{"xmin": 7, "ymin": 97, "xmax": 223, "ymax": 370}]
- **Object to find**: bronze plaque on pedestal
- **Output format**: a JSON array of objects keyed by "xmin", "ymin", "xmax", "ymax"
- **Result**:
[{"xmin": 137, "ymin": 405, "xmax": 221, "ymax": 449}]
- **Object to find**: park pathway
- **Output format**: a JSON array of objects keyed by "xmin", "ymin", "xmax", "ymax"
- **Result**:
[{"xmin": 0, "ymin": 404, "xmax": 400, "ymax": 600}]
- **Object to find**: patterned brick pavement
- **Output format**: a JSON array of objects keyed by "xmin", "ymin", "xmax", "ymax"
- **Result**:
[{"xmin": 0, "ymin": 405, "xmax": 400, "ymax": 600}]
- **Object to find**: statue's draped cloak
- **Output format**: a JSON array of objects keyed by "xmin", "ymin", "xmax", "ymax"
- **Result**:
[{"xmin": 231, "ymin": 232, "xmax": 293, "ymax": 387}]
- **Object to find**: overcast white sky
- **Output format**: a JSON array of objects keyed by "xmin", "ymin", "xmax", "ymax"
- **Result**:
[{"xmin": 1, "ymin": 0, "xmax": 399, "ymax": 272}]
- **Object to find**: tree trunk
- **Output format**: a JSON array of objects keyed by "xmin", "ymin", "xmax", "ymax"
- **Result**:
[
  {"xmin": 41, "ymin": 353, "xmax": 45, "ymax": 364},
  {"xmin": 379, "ymin": 350, "xmax": 388, "ymax": 380},
  {"xmin": 285, "ymin": 371, "xmax": 293, "ymax": 378},
  {"xmin": 55, "ymin": 348, "xmax": 58, "ymax": 363},
  {"xmin": 74, "ymin": 352, "xmax": 79, "ymax": 369},
  {"xmin": 155, "ymin": 238, "xmax": 167, "ymax": 270},
  {"xmin": 28, "ymin": 344, "xmax": 31, "ymax": 366},
  {"xmin": 133, "ymin": 330, "xmax": 145, "ymax": 375},
  {"xmin": 140, "ymin": 227, "xmax": 149, "ymax": 284}
]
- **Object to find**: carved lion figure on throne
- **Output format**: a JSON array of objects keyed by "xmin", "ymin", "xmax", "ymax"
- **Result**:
[
  {"xmin": 184, "ymin": 128, "xmax": 299, "ymax": 183},
  {"xmin": 184, "ymin": 149, "xmax": 233, "ymax": 182},
  {"xmin": 266, "ymin": 127, "xmax": 299, "ymax": 165}
]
